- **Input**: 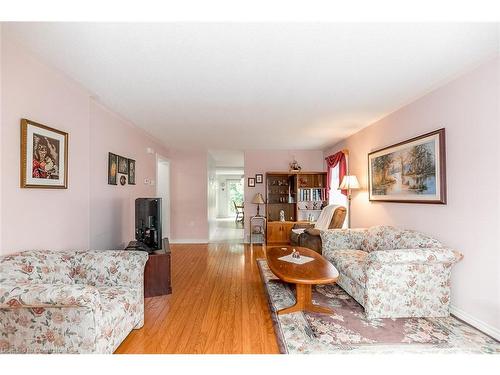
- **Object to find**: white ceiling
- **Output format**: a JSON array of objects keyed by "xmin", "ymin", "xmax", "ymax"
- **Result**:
[
  {"xmin": 4, "ymin": 23, "xmax": 499, "ymax": 150},
  {"xmin": 209, "ymin": 150, "xmax": 244, "ymax": 167}
]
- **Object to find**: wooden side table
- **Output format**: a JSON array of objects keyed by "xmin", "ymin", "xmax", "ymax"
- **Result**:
[{"xmin": 250, "ymin": 215, "xmax": 267, "ymax": 245}]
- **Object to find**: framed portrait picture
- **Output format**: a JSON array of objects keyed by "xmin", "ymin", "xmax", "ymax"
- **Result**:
[
  {"xmin": 255, "ymin": 174, "xmax": 263, "ymax": 184},
  {"xmin": 368, "ymin": 128, "xmax": 446, "ymax": 204},
  {"xmin": 21, "ymin": 119, "xmax": 68, "ymax": 189},
  {"xmin": 128, "ymin": 159, "xmax": 136, "ymax": 185},
  {"xmin": 117, "ymin": 155, "xmax": 129, "ymax": 174},
  {"xmin": 108, "ymin": 153, "xmax": 118, "ymax": 185},
  {"xmin": 248, "ymin": 177, "xmax": 255, "ymax": 187}
]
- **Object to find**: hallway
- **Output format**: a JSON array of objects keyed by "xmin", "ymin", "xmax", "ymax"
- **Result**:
[{"xmin": 210, "ymin": 217, "xmax": 244, "ymax": 243}]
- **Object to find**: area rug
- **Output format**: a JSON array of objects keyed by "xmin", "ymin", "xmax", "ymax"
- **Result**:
[{"xmin": 257, "ymin": 259, "xmax": 500, "ymax": 354}]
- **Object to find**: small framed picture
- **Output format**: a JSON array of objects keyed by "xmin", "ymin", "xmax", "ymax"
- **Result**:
[
  {"xmin": 118, "ymin": 155, "xmax": 128, "ymax": 174},
  {"xmin": 21, "ymin": 119, "xmax": 68, "ymax": 189},
  {"xmin": 108, "ymin": 152, "xmax": 118, "ymax": 185},
  {"xmin": 248, "ymin": 177, "xmax": 255, "ymax": 187},
  {"xmin": 255, "ymin": 174, "xmax": 263, "ymax": 184},
  {"xmin": 128, "ymin": 159, "xmax": 136, "ymax": 185}
]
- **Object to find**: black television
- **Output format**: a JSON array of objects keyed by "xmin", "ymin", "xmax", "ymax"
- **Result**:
[{"xmin": 135, "ymin": 198, "xmax": 162, "ymax": 251}]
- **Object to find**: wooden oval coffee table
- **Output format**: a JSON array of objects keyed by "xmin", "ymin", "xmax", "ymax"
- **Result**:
[{"xmin": 266, "ymin": 246, "xmax": 339, "ymax": 315}]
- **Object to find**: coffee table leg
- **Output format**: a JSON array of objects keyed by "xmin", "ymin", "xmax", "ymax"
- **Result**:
[{"xmin": 277, "ymin": 284, "xmax": 334, "ymax": 316}]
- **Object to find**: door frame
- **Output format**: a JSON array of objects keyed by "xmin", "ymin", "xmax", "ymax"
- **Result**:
[{"xmin": 156, "ymin": 154, "xmax": 171, "ymax": 240}]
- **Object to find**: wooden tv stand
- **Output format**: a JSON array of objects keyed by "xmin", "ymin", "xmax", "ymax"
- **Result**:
[{"xmin": 143, "ymin": 238, "xmax": 172, "ymax": 298}]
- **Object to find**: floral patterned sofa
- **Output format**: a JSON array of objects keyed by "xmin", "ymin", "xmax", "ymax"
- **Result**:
[
  {"xmin": 320, "ymin": 226, "xmax": 463, "ymax": 319},
  {"xmin": 0, "ymin": 250, "xmax": 148, "ymax": 353}
]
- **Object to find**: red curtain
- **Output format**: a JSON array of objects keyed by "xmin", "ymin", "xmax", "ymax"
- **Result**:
[{"xmin": 325, "ymin": 151, "xmax": 347, "ymax": 198}]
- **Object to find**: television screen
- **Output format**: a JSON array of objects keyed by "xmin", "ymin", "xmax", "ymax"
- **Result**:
[{"xmin": 135, "ymin": 198, "xmax": 162, "ymax": 250}]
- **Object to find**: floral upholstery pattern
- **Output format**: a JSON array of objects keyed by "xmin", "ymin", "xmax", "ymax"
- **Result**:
[
  {"xmin": 0, "ymin": 250, "xmax": 148, "ymax": 353},
  {"xmin": 360, "ymin": 225, "xmax": 444, "ymax": 252},
  {"xmin": 328, "ymin": 250, "xmax": 367, "ymax": 285},
  {"xmin": 320, "ymin": 228, "xmax": 366, "ymax": 252},
  {"xmin": 321, "ymin": 226, "xmax": 463, "ymax": 319},
  {"xmin": 257, "ymin": 259, "xmax": 500, "ymax": 354}
]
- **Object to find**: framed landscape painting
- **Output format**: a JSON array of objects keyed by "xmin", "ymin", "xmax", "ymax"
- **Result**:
[
  {"xmin": 368, "ymin": 128, "xmax": 446, "ymax": 204},
  {"xmin": 21, "ymin": 119, "xmax": 68, "ymax": 189}
]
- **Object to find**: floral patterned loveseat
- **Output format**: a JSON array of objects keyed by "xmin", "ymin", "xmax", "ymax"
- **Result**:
[
  {"xmin": 320, "ymin": 226, "xmax": 463, "ymax": 319},
  {"xmin": 0, "ymin": 250, "xmax": 148, "ymax": 353}
]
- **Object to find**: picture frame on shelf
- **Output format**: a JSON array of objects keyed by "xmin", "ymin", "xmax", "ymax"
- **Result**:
[
  {"xmin": 368, "ymin": 128, "xmax": 446, "ymax": 204},
  {"xmin": 20, "ymin": 119, "xmax": 68, "ymax": 189}
]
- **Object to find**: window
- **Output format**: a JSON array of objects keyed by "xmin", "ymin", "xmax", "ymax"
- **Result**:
[
  {"xmin": 227, "ymin": 179, "xmax": 244, "ymax": 216},
  {"xmin": 328, "ymin": 164, "xmax": 348, "ymax": 228}
]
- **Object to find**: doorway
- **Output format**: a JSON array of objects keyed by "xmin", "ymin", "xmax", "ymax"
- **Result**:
[
  {"xmin": 157, "ymin": 155, "xmax": 171, "ymax": 240},
  {"xmin": 226, "ymin": 179, "xmax": 244, "ymax": 218},
  {"xmin": 208, "ymin": 150, "xmax": 245, "ymax": 243},
  {"xmin": 211, "ymin": 173, "xmax": 244, "ymax": 243}
]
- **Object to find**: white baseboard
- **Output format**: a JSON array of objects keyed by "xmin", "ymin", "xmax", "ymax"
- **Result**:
[
  {"xmin": 169, "ymin": 238, "xmax": 208, "ymax": 244},
  {"xmin": 450, "ymin": 304, "xmax": 500, "ymax": 341}
]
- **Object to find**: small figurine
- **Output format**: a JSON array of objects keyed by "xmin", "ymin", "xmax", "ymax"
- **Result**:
[
  {"xmin": 279, "ymin": 209, "xmax": 285, "ymax": 222},
  {"xmin": 289, "ymin": 157, "xmax": 302, "ymax": 172},
  {"xmin": 291, "ymin": 249, "xmax": 301, "ymax": 259}
]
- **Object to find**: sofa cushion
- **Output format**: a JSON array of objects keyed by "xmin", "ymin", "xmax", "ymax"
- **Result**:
[
  {"xmin": 71, "ymin": 250, "xmax": 148, "ymax": 287},
  {"xmin": 360, "ymin": 226, "xmax": 443, "ymax": 252},
  {"xmin": 326, "ymin": 249, "xmax": 368, "ymax": 286},
  {"xmin": 0, "ymin": 250, "xmax": 73, "ymax": 284}
]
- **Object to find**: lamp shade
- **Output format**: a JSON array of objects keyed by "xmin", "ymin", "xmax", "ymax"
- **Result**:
[
  {"xmin": 339, "ymin": 175, "xmax": 360, "ymax": 190},
  {"xmin": 252, "ymin": 192, "xmax": 265, "ymax": 204}
]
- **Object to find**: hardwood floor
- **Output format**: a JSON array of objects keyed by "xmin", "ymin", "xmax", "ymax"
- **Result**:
[{"xmin": 115, "ymin": 243, "xmax": 280, "ymax": 354}]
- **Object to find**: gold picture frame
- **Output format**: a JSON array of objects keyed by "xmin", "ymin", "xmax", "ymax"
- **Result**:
[
  {"xmin": 21, "ymin": 119, "xmax": 69, "ymax": 189},
  {"xmin": 368, "ymin": 128, "xmax": 446, "ymax": 204}
]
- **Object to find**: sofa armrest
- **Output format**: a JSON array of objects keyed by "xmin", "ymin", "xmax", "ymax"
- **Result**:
[
  {"xmin": 0, "ymin": 283, "xmax": 100, "ymax": 309},
  {"xmin": 366, "ymin": 248, "xmax": 463, "ymax": 265},
  {"xmin": 320, "ymin": 228, "xmax": 367, "ymax": 251},
  {"xmin": 75, "ymin": 250, "xmax": 148, "ymax": 287},
  {"xmin": 293, "ymin": 223, "xmax": 314, "ymax": 230},
  {"xmin": 304, "ymin": 228, "xmax": 321, "ymax": 236}
]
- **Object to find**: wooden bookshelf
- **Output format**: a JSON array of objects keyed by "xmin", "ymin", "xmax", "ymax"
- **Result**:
[{"xmin": 265, "ymin": 171, "xmax": 327, "ymax": 244}]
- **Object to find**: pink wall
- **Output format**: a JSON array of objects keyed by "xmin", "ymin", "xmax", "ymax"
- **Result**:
[
  {"xmin": 0, "ymin": 32, "xmax": 174, "ymax": 253},
  {"xmin": 89, "ymin": 101, "xmax": 168, "ymax": 249},
  {"xmin": 243, "ymin": 150, "xmax": 325, "ymax": 239},
  {"xmin": 324, "ymin": 57, "xmax": 500, "ymax": 337},
  {"xmin": 0, "ymin": 25, "xmax": 3, "ymax": 252},
  {"xmin": 169, "ymin": 149, "xmax": 208, "ymax": 242},
  {"xmin": 1, "ymin": 35, "xmax": 91, "ymax": 253}
]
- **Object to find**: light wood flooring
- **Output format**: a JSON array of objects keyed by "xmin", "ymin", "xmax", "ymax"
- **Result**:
[
  {"xmin": 115, "ymin": 243, "xmax": 280, "ymax": 354},
  {"xmin": 209, "ymin": 217, "xmax": 245, "ymax": 243}
]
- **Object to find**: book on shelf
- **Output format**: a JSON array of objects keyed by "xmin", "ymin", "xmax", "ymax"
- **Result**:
[{"xmin": 299, "ymin": 188, "xmax": 325, "ymax": 202}]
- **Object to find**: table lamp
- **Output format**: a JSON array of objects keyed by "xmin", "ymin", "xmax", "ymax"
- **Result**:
[
  {"xmin": 339, "ymin": 175, "xmax": 360, "ymax": 228},
  {"xmin": 252, "ymin": 192, "xmax": 265, "ymax": 217}
]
